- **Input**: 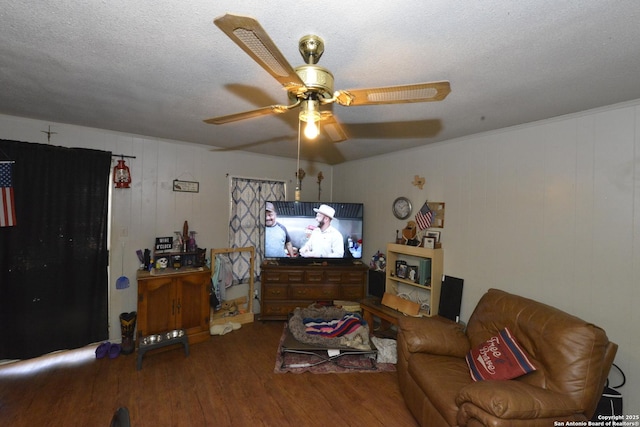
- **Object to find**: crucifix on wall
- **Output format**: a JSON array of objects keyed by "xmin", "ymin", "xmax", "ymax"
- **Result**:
[{"xmin": 41, "ymin": 125, "xmax": 57, "ymax": 143}]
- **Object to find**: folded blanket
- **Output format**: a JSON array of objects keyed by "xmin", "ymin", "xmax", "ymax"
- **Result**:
[
  {"xmin": 288, "ymin": 305, "xmax": 371, "ymax": 350},
  {"xmin": 304, "ymin": 313, "xmax": 365, "ymax": 338}
]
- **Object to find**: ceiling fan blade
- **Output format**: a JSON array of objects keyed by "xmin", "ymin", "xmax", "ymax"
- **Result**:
[
  {"xmin": 214, "ymin": 14, "xmax": 305, "ymax": 91},
  {"xmin": 319, "ymin": 112, "xmax": 348, "ymax": 143},
  {"xmin": 203, "ymin": 104, "xmax": 293, "ymax": 124},
  {"xmin": 334, "ymin": 81, "xmax": 451, "ymax": 106}
]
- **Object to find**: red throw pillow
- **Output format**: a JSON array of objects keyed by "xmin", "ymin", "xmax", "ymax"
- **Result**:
[{"xmin": 465, "ymin": 327, "xmax": 536, "ymax": 381}]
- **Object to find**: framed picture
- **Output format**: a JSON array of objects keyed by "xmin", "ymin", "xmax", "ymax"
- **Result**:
[
  {"xmin": 423, "ymin": 236, "xmax": 436, "ymax": 249},
  {"xmin": 396, "ymin": 260, "xmax": 408, "ymax": 279},
  {"xmin": 173, "ymin": 179, "xmax": 199, "ymax": 193},
  {"xmin": 407, "ymin": 265, "xmax": 419, "ymax": 283},
  {"xmin": 426, "ymin": 231, "xmax": 441, "ymax": 243}
]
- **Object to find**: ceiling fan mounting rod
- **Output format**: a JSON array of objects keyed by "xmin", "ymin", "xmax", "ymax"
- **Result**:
[{"xmin": 299, "ymin": 35, "xmax": 324, "ymax": 65}]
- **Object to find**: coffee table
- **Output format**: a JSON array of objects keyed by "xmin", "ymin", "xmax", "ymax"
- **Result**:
[{"xmin": 280, "ymin": 324, "xmax": 378, "ymax": 370}]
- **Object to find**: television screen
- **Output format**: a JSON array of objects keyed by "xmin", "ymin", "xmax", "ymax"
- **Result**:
[{"xmin": 264, "ymin": 201, "xmax": 363, "ymax": 262}]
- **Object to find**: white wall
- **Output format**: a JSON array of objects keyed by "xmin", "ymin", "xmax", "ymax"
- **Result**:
[
  {"xmin": 333, "ymin": 99, "xmax": 640, "ymax": 414},
  {"xmin": 0, "ymin": 114, "xmax": 332, "ymax": 347},
  {"xmin": 2, "ymin": 99, "xmax": 638, "ymax": 412}
]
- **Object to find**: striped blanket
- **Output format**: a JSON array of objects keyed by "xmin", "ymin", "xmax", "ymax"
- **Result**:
[
  {"xmin": 288, "ymin": 305, "xmax": 371, "ymax": 350},
  {"xmin": 304, "ymin": 313, "xmax": 365, "ymax": 338}
]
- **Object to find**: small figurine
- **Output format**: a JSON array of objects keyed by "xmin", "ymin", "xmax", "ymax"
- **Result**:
[
  {"xmin": 370, "ymin": 251, "xmax": 386, "ymax": 272},
  {"xmin": 412, "ymin": 175, "xmax": 426, "ymax": 189},
  {"xmin": 395, "ymin": 230, "xmax": 403, "ymax": 244},
  {"xmin": 182, "ymin": 220, "xmax": 189, "ymax": 251},
  {"xmin": 402, "ymin": 221, "xmax": 420, "ymax": 246}
]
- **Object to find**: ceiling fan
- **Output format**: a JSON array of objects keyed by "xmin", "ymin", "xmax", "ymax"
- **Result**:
[{"xmin": 204, "ymin": 13, "xmax": 451, "ymax": 143}]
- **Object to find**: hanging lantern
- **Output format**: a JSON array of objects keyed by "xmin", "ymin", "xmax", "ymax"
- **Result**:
[{"xmin": 113, "ymin": 158, "xmax": 131, "ymax": 188}]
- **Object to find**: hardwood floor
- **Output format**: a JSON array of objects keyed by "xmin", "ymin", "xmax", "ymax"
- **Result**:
[{"xmin": 0, "ymin": 321, "xmax": 418, "ymax": 427}]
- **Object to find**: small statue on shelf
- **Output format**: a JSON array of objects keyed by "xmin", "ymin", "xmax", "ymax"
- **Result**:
[
  {"xmin": 173, "ymin": 231, "xmax": 183, "ymax": 252},
  {"xmin": 370, "ymin": 251, "xmax": 386, "ymax": 272},
  {"xmin": 402, "ymin": 221, "xmax": 421, "ymax": 246},
  {"xmin": 188, "ymin": 231, "xmax": 197, "ymax": 252},
  {"xmin": 182, "ymin": 221, "xmax": 189, "ymax": 252}
]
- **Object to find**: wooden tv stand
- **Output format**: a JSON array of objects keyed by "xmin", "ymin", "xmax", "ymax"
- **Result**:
[{"xmin": 259, "ymin": 261, "xmax": 368, "ymax": 321}]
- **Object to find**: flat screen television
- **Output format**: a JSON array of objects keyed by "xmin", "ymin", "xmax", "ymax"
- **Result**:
[{"xmin": 264, "ymin": 201, "xmax": 364, "ymax": 264}]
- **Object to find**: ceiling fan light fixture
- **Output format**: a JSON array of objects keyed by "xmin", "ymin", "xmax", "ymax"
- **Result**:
[
  {"xmin": 299, "ymin": 99, "xmax": 321, "ymax": 139},
  {"xmin": 303, "ymin": 120, "xmax": 320, "ymax": 139}
]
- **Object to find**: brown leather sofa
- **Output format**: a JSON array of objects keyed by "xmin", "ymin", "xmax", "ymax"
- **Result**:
[{"xmin": 397, "ymin": 288, "xmax": 617, "ymax": 427}]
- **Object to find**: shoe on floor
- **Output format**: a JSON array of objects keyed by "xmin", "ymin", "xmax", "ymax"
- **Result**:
[
  {"xmin": 210, "ymin": 323, "xmax": 234, "ymax": 335},
  {"xmin": 210, "ymin": 324, "xmax": 225, "ymax": 335},
  {"xmin": 229, "ymin": 322, "xmax": 242, "ymax": 331},
  {"xmin": 108, "ymin": 343, "xmax": 121, "ymax": 359},
  {"xmin": 95, "ymin": 342, "xmax": 111, "ymax": 359}
]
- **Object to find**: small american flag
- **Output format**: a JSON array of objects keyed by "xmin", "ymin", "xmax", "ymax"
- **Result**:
[
  {"xmin": 415, "ymin": 201, "xmax": 433, "ymax": 231},
  {"xmin": 0, "ymin": 162, "xmax": 17, "ymax": 227}
]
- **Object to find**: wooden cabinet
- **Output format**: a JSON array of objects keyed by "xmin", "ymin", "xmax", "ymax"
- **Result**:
[
  {"xmin": 385, "ymin": 243, "xmax": 443, "ymax": 316},
  {"xmin": 260, "ymin": 262, "xmax": 369, "ymax": 320},
  {"xmin": 137, "ymin": 268, "xmax": 211, "ymax": 345}
]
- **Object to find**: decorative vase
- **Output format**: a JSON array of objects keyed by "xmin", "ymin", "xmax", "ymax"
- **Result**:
[{"xmin": 119, "ymin": 311, "xmax": 137, "ymax": 355}]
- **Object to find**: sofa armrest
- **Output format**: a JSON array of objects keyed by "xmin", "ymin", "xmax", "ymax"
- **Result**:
[
  {"xmin": 397, "ymin": 315, "xmax": 470, "ymax": 357},
  {"xmin": 456, "ymin": 380, "xmax": 580, "ymax": 420}
]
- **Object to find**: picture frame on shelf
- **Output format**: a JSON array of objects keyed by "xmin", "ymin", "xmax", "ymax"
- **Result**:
[
  {"xmin": 426, "ymin": 230, "xmax": 441, "ymax": 243},
  {"xmin": 407, "ymin": 265, "xmax": 419, "ymax": 283},
  {"xmin": 423, "ymin": 236, "xmax": 436, "ymax": 249},
  {"xmin": 396, "ymin": 260, "xmax": 408, "ymax": 279}
]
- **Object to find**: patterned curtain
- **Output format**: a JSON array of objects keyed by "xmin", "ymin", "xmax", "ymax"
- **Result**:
[{"xmin": 229, "ymin": 177, "xmax": 285, "ymax": 281}]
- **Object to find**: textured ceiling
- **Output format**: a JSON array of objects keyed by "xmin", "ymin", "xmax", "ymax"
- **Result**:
[{"xmin": 2, "ymin": 1, "xmax": 640, "ymax": 164}]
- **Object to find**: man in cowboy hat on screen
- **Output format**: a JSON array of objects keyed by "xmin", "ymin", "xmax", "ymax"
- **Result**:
[{"xmin": 299, "ymin": 204, "xmax": 344, "ymax": 258}]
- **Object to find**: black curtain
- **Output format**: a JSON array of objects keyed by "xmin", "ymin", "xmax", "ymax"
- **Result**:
[{"xmin": 0, "ymin": 140, "xmax": 111, "ymax": 359}]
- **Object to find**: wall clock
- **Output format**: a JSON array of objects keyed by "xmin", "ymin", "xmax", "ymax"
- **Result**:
[{"xmin": 392, "ymin": 197, "xmax": 412, "ymax": 220}]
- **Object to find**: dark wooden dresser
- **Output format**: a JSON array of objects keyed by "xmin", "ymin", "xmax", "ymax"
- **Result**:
[{"xmin": 259, "ymin": 261, "xmax": 369, "ymax": 320}]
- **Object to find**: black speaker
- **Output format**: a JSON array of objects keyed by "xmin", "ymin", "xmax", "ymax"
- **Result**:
[
  {"xmin": 438, "ymin": 276, "xmax": 464, "ymax": 321},
  {"xmin": 368, "ymin": 270, "xmax": 385, "ymax": 299}
]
